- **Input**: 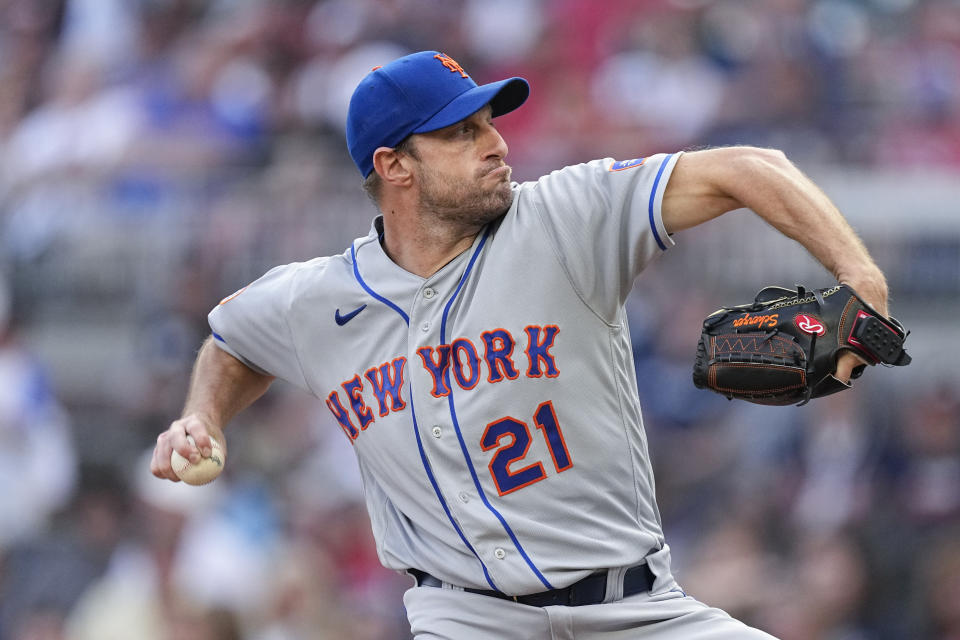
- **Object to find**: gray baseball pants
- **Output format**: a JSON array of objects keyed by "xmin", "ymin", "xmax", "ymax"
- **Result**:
[{"xmin": 403, "ymin": 574, "xmax": 777, "ymax": 639}]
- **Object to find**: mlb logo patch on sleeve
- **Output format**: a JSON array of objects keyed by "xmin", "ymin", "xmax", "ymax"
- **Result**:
[{"xmin": 609, "ymin": 158, "xmax": 646, "ymax": 171}]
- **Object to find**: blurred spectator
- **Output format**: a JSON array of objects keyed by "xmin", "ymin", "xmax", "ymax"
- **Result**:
[
  {"xmin": 679, "ymin": 516, "xmax": 782, "ymax": 625},
  {"xmin": 1, "ymin": 51, "xmax": 140, "ymax": 261},
  {"xmin": 756, "ymin": 532, "xmax": 872, "ymax": 640},
  {"xmin": 919, "ymin": 530, "xmax": 960, "ymax": 640},
  {"xmin": 58, "ymin": 0, "xmax": 139, "ymax": 73},
  {"xmin": 886, "ymin": 388, "xmax": 960, "ymax": 528},
  {"xmin": 591, "ymin": 9, "xmax": 727, "ymax": 150},
  {"xmin": 0, "ymin": 1, "xmax": 957, "ymax": 638},
  {"xmin": 790, "ymin": 393, "xmax": 876, "ymax": 534},
  {"xmin": 872, "ymin": 1, "xmax": 960, "ymax": 168},
  {"xmin": 0, "ymin": 464, "xmax": 126, "ymax": 640},
  {"xmin": 461, "ymin": 0, "xmax": 543, "ymax": 65},
  {"xmin": 0, "ymin": 273, "xmax": 76, "ymax": 548},
  {"xmin": 63, "ymin": 455, "xmax": 235, "ymax": 640}
]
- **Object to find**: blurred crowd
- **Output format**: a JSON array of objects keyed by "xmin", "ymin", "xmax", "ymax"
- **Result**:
[{"xmin": 0, "ymin": 0, "xmax": 958, "ymax": 639}]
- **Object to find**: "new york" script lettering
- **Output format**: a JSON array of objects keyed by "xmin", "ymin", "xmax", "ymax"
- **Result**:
[{"xmin": 325, "ymin": 325, "xmax": 560, "ymax": 441}]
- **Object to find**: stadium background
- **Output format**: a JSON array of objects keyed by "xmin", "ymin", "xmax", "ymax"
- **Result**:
[{"xmin": 0, "ymin": 0, "xmax": 958, "ymax": 638}]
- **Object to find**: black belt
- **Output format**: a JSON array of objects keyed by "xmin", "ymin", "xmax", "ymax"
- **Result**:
[{"xmin": 411, "ymin": 563, "xmax": 655, "ymax": 607}]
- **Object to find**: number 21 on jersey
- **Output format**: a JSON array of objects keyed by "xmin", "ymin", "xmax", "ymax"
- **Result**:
[{"xmin": 480, "ymin": 400, "xmax": 573, "ymax": 496}]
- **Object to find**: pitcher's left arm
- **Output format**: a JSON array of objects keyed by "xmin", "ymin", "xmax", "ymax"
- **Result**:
[{"xmin": 661, "ymin": 146, "xmax": 887, "ymax": 383}]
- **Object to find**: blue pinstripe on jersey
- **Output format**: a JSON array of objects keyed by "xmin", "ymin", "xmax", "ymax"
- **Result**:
[
  {"xmin": 439, "ymin": 227, "xmax": 556, "ymax": 591},
  {"xmin": 407, "ymin": 397, "xmax": 499, "ymax": 590},
  {"xmin": 351, "ymin": 243, "xmax": 410, "ymax": 324},
  {"xmin": 350, "ymin": 238, "xmax": 499, "ymax": 591}
]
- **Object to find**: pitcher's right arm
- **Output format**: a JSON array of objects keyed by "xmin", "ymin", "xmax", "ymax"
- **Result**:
[{"xmin": 151, "ymin": 336, "xmax": 274, "ymax": 482}]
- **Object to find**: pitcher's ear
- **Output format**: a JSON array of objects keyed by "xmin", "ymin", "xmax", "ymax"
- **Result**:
[{"xmin": 373, "ymin": 146, "xmax": 415, "ymax": 188}]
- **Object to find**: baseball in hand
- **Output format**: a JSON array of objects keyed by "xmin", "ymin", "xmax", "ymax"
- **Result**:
[{"xmin": 171, "ymin": 435, "xmax": 225, "ymax": 485}]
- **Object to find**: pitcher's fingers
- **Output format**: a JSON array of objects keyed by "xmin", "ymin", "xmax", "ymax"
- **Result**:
[
  {"xmin": 168, "ymin": 419, "xmax": 203, "ymax": 464},
  {"xmin": 834, "ymin": 351, "xmax": 867, "ymax": 384},
  {"xmin": 151, "ymin": 434, "xmax": 182, "ymax": 482},
  {"xmin": 181, "ymin": 416, "xmax": 214, "ymax": 458}
]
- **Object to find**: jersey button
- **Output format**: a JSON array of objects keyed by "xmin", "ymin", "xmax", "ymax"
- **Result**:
[
  {"xmin": 494, "ymin": 548, "xmax": 506, "ymax": 560},
  {"xmin": 431, "ymin": 426, "xmax": 442, "ymax": 438},
  {"xmin": 421, "ymin": 321, "xmax": 431, "ymax": 332},
  {"xmin": 423, "ymin": 287, "xmax": 436, "ymax": 299},
  {"xmin": 458, "ymin": 491, "xmax": 469, "ymax": 503}
]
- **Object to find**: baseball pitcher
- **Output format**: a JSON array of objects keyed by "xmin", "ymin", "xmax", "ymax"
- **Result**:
[{"xmin": 151, "ymin": 51, "xmax": 896, "ymax": 639}]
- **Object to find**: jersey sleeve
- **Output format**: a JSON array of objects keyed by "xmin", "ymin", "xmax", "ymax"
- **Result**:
[
  {"xmin": 525, "ymin": 153, "xmax": 681, "ymax": 321},
  {"xmin": 207, "ymin": 263, "xmax": 310, "ymax": 392}
]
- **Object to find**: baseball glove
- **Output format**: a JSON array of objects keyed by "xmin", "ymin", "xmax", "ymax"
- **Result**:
[{"xmin": 692, "ymin": 284, "xmax": 911, "ymax": 406}]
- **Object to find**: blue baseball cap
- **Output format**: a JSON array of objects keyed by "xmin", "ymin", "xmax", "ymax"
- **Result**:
[{"xmin": 346, "ymin": 51, "xmax": 529, "ymax": 177}]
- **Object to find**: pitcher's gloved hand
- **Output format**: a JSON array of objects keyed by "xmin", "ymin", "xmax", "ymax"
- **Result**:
[{"xmin": 692, "ymin": 284, "xmax": 911, "ymax": 406}]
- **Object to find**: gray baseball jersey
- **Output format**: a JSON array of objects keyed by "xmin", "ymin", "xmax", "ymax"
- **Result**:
[{"xmin": 209, "ymin": 152, "xmax": 682, "ymax": 596}]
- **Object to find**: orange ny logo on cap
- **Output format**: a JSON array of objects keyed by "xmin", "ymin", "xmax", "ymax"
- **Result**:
[{"xmin": 434, "ymin": 53, "xmax": 469, "ymax": 78}]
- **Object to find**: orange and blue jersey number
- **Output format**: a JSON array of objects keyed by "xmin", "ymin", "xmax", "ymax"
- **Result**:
[{"xmin": 480, "ymin": 400, "xmax": 573, "ymax": 496}]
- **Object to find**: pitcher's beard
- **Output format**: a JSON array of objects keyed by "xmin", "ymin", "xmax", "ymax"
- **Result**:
[{"xmin": 418, "ymin": 164, "xmax": 513, "ymax": 228}]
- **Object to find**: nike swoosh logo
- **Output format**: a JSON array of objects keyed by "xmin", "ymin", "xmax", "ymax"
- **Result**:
[{"xmin": 335, "ymin": 304, "xmax": 367, "ymax": 326}]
